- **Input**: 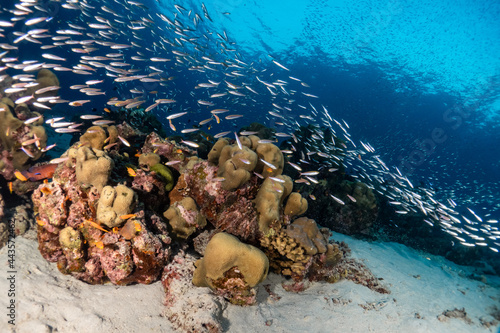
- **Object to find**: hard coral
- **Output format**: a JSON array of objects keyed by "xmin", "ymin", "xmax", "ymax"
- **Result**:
[
  {"xmin": 260, "ymin": 217, "xmax": 341, "ymax": 281},
  {"xmin": 253, "ymin": 175, "xmax": 293, "ymax": 233},
  {"xmin": 284, "ymin": 192, "xmax": 308, "ymax": 218},
  {"xmin": 79, "ymin": 126, "xmax": 107, "ymax": 150},
  {"xmin": 207, "ymin": 138, "xmax": 228, "ymax": 164},
  {"xmin": 193, "ymin": 233, "xmax": 269, "ymax": 305},
  {"xmin": 96, "ymin": 185, "xmax": 138, "ymax": 229},
  {"xmin": 217, "ymin": 144, "xmax": 257, "ymax": 190},
  {"xmin": 164, "ymin": 196, "xmax": 206, "ymax": 239},
  {"xmin": 285, "ymin": 217, "xmax": 328, "ymax": 255},
  {"xmin": 75, "ymin": 146, "xmax": 114, "ymax": 192},
  {"xmin": 138, "ymin": 152, "xmax": 160, "ymax": 171},
  {"xmin": 255, "ymin": 142, "xmax": 284, "ymax": 178}
]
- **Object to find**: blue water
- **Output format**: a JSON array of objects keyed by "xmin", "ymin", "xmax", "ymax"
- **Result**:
[
  {"xmin": 1, "ymin": 0, "xmax": 499, "ymax": 253},
  {"xmin": 154, "ymin": 0, "xmax": 500, "ymax": 215}
]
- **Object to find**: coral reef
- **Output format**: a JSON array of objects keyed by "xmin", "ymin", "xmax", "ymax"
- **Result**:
[
  {"xmin": 33, "ymin": 127, "xmax": 171, "ymax": 285},
  {"xmin": 301, "ymin": 178, "xmax": 379, "ymax": 235},
  {"xmin": 0, "ymin": 69, "xmax": 59, "ymax": 183},
  {"xmin": 27, "ymin": 122, "xmax": 390, "ymax": 332}
]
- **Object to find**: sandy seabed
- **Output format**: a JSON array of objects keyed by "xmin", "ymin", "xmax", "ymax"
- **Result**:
[{"xmin": 1, "ymin": 230, "xmax": 499, "ymax": 333}]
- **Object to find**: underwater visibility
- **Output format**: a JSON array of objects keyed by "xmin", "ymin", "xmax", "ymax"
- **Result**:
[{"xmin": 0, "ymin": 0, "xmax": 499, "ymax": 332}]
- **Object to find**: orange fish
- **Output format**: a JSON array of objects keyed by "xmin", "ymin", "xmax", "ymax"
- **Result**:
[
  {"xmin": 36, "ymin": 218, "xmax": 46, "ymax": 226},
  {"xmin": 120, "ymin": 213, "xmax": 136, "ymax": 220},
  {"xmin": 104, "ymin": 108, "xmax": 111, "ymax": 113},
  {"xmin": 134, "ymin": 222, "xmax": 142, "ymax": 232},
  {"xmin": 8, "ymin": 182, "xmax": 12, "ymax": 193},
  {"xmin": 127, "ymin": 167, "xmax": 136, "ymax": 177},
  {"xmin": 14, "ymin": 171, "xmax": 28, "ymax": 181},
  {"xmin": 20, "ymin": 164, "xmax": 57, "ymax": 181},
  {"xmin": 86, "ymin": 220, "xmax": 109, "ymax": 233},
  {"xmin": 40, "ymin": 187, "xmax": 52, "ymax": 195},
  {"xmin": 95, "ymin": 241, "xmax": 104, "ymax": 249}
]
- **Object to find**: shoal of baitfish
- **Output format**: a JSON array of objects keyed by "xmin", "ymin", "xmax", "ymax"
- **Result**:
[{"xmin": 0, "ymin": 0, "xmax": 498, "ymax": 253}]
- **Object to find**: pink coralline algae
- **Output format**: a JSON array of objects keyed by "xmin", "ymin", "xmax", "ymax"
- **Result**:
[
  {"xmin": 174, "ymin": 160, "xmax": 262, "ymax": 243},
  {"xmin": 33, "ymin": 143, "xmax": 170, "ymax": 285}
]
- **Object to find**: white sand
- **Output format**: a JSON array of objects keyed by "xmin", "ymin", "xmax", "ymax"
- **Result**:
[{"xmin": 1, "ymin": 233, "xmax": 498, "ymax": 333}]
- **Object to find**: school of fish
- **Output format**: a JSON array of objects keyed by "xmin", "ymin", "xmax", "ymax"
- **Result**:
[{"xmin": 0, "ymin": 0, "xmax": 498, "ymax": 253}]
